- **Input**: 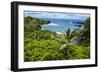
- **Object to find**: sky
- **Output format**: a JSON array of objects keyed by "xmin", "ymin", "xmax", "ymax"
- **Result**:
[{"xmin": 24, "ymin": 11, "xmax": 90, "ymax": 20}]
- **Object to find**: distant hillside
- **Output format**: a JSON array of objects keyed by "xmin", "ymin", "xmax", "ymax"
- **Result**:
[{"xmin": 24, "ymin": 16, "xmax": 50, "ymax": 32}]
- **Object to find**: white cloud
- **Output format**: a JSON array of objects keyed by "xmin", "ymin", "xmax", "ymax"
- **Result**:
[{"xmin": 24, "ymin": 11, "xmax": 90, "ymax": 20}]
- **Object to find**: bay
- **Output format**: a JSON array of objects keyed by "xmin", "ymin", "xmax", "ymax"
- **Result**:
[{"xmin": 41, "ymin": 18, "xmax": 84, "ymax": 34}]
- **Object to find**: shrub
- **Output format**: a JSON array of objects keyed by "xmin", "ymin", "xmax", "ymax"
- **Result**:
[
  {"xmin": 24, "ymin": 40, "xmax": 63, "ymax": 61},
  {"xmin": 61, "ymin": 45, "xmax": 90, "ymax": 60}
]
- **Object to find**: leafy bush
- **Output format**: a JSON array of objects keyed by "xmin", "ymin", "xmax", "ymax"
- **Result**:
[
  {"xmin": 24, "ymin": 40, "xmax": 64, "ymax": 61},
  {"xmin": 61, "ymin": 45, "xmax": 90, "ymax": 60},
  {"xmin": 25, "ymin": 30, "xmax": 56, "ymax": 40},
  {"xmin": 79, "ymin": 17, "xmax": 90, "ymax": 46}
]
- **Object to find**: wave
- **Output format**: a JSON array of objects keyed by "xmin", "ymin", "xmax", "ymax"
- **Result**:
[
  {"xmin": 56, "ymin": 32, "xmax": 65, "ymax": 34},
  {"xmin": 43, "ymin": 23, "xmax": 59, "ymax": 26}
]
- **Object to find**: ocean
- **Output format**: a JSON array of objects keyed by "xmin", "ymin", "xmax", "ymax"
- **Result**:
[{"xmin": 41, "ymin": 18, "xmax": 84, "ymax": 34}]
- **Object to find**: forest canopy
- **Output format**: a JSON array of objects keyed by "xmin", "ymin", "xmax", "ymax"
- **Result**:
[{"xmin": 24, "ymin": 16, "xmax": 90, "ymax": 62}]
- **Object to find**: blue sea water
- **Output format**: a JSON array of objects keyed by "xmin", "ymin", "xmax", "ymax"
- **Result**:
[{"xmin": 41, "ymin": 18, "xmax": 84, "ymax": 34}]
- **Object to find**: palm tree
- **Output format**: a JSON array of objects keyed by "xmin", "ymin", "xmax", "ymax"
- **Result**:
[
  {"xmin": 60, "ymin": 28, "xmax": 76, "ymax": 50},
  {"xmin": 60, "ymin": 28, "xmax": 81, "ymax": 59},
  {"xmin": 66, "ymin": 28, "xmax": 75, "ymax": 43}
]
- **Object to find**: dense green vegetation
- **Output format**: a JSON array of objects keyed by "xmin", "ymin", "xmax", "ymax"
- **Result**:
[
  {"xmin": 24, "ymin": 16, "xmax": 50, "ymax": 32},
  {"xmin": 24, "ymin": 16, "xmax": 90, "ymax": 62}
]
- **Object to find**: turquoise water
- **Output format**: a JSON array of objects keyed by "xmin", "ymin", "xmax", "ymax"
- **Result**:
[{"xmin": 41, "ymin": 18, "xmax": 84, "ymax": 34}]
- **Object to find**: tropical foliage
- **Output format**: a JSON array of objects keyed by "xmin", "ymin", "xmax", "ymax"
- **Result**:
[{"xmin": 24, "ymin": 16, "xmax": 90, "ymax": 62}]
